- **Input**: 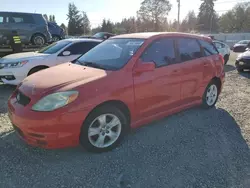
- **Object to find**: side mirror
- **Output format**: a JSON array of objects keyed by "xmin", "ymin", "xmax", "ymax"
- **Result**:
[
  {"xmin": 134, "ymin": 59, "xmax": 155, "ymax": 73},
  {"xmin": 62, "ymin": 51, "xmax": 71, "ymax": 56}
]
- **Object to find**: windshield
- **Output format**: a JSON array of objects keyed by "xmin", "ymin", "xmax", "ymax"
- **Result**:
[
  {"xmin": 93, "ymin": 33, "xmax": 104, "ymax": 38},
  {"xmin": 77, "ymin": 38, "xmax": 144, "ymax": 70},
  {"xmin": 38, "ymin": 41, "xmax": 72, "ymax": 54}
]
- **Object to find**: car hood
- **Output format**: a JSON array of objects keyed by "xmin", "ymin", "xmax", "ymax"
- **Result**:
[
  {"xmin": 234, "ymin": 44, "xmax": 247, "ymax": 47},
  {"xmin": 238, "ymin": 51, "xmax": 250, "ymax": 59},
  {"xmin": 0, "ymin": 52, "xmax": 49, "ymax": 63},
  {"xmin": 19, "ymin": 63, "xmax": 110, "ymax": 96}
]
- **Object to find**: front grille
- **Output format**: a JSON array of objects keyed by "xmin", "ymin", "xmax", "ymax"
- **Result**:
[
  {"xmin": 241, "ymin": 58, "xmax": 250, "ymax": 64},
  {"xmin": 16, "ymin": 91, "xmax": 31, "ymax": 106}
]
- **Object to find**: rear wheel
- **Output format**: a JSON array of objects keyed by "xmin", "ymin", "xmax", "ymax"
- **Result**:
[
  {"xmin": 80, "ymin": 105, "xmax": 128, "ymax": 153},
  {"xmin": 31, "ymin": 34, "xmax": 46, "ymax": 46},
  {"xmin": 202, "ymin": 80, "xmax": 219, "ymax": 108}
]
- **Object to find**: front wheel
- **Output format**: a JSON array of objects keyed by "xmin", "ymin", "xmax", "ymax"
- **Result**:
[
  {"xmin": 80, "ymin": 106, "xmax": 128, "ymax": 153},
  {"xmin": 202, "ymin": 81, "xmax": 219, "ymax": 108}
]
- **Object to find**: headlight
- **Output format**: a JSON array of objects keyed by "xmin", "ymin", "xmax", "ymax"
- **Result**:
[
  {"xmin": 32, "ymin": 91, "xmax": 79, "ymax": 112},
  {"xmin": 4, "ymin": 60, "xmax": 28, "ymax": 69}
]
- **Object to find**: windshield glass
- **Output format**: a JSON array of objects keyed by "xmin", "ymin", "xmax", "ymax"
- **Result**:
[
  {"xmin": 38, "ymin": 41, "xmax": 72, "ymax": 54},
  {"xmin": 93, "ymin": 33, "xmax": 104, "ymax": 38},
  {"xmin": 77, "ymin": 38, "xmax": 144, "ymax": 70}
]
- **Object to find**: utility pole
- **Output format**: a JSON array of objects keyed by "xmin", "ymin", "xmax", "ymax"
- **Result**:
[{"xmin": 177, "ymin": 0, "xmax": 180, "ymax": 31}]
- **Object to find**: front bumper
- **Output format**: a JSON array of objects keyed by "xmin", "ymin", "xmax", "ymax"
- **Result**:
[
  {"xmin": 0, "ymin": 67, "xmax": 27, "ymax": 85},
  {"xmin": 235, "ymin": 59, "xmax": 250, "ymax": 70},
  {"xmin": 8, "ymin": 90, "xmax": 89, "ymax": 149}
]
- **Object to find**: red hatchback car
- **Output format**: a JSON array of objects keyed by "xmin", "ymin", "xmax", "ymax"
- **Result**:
[{"xmin": 8, "ymin": 32, "xmax": 225, "ymax": 152}]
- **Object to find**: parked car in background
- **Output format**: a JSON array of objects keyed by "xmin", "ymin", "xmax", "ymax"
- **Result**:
[
  {"xmin": 8, "ymin": 32, "xmax": 225, "ymax": 153},
  {"xmin": 232, "ymin": 40, "xmax": 250, "ymax": 52},
  {"xmin": 213, "ymin": 40, "xmax": 230, "ymax": 64},
  {"xmin": 0, "ymin": 12, "xmax": 52, "ymax": 46},
  {"xmin": 235, "ymin": 50, "xmax": 250, "ymax": 72},
  {"xmin": 48, "ymin": 22, "xmax": 65, "ymax": 42},
  {"xmin": 92, "ymin": 32, "xmax": 115, "ymax": 40},
  {"xmin": 0, "ymin": 38, "xmax": 102, "ymax": 85}
]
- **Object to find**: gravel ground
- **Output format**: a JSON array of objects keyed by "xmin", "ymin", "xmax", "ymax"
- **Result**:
[{"xmin": 0, "ymin": 53, "xmax": 250, "ymax": 188}]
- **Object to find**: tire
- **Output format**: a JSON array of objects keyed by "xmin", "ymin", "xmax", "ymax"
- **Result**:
[
  {"xmin": 80, "ymin": 105, "xmax": 128, "ymax": 153},
  {"xmin": 28, "ymin": 66, "xmax": 48, "ymax": 76},
  {"xmin": 202, "ymin": 80, "xmax": 219, "ymax": 109},
  {"xmin": 31, "ymin": 34, "xmax": 46, "ymax": 46},
  {"xmin": 224, "ymin": 54, "xmax": 229, "ymax": 65}
]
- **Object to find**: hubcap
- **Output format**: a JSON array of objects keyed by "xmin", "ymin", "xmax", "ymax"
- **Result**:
[
  {"xmin": 88, "ymin": 114, "xmax": 122, "ymax": 148},
  {"xmin": 206, "ymin": 84, "xmax": 218, "ymax": 106},
  {"xmin": 34, "ymin": 36, "xmax": 44, "ymax": 45}
]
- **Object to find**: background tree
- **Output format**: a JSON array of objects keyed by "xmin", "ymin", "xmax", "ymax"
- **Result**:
[
  {"xmin": 101, "ymin": 19, "xmax": 107, "ymax": 32},
  {"xmin": 219, "ymin": 2, "xmax": 250, "ymax": 33},
  {"xmin": 197, "ymin": 0, "xmax": 218, "ymax": 32},
  {"xmin": 137, "ymin": 0, "xmax": 172, "ymax": 32},
  {"xmin": 67, "ymin": 3, "xmax": 86, "ymax": 35},
  {"xmin": 60, "ymin": 23, "xmax": 68, "ymax": 35},
  {"xmin": 82, "ymin": 11, "xmax": 91, "ymax": 35},
  {"xmin": 52, "ymin": 15, "xmax": 56, "ymax": 23}
]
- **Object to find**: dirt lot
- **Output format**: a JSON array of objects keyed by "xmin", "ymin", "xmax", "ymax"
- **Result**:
[{"xmin": 0, "ymin": 53, "xmax": 250, "ymax": 188}]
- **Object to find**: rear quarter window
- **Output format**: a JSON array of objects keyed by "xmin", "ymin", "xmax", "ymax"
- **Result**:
[
  {"xmin": 199, "ymin": 40, "xmax": 218, "ymax": 56},
  {"xmin": 33, "ymin": 14, "xmax": 46, "ymax": 25}
]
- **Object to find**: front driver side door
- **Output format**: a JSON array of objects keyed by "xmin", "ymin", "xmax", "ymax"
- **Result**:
[{"xmin": 133, "ymin": 38, "xmax": 182, "ymax": 120}]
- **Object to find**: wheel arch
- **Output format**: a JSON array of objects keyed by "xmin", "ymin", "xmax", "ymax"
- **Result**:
[
  {"xmin": 27, "ymin": 65, "xmax": 49, "ymax": 76},
  {"xmin": 211, "ymin": 77, "xmax": 222, "ymax": 94},
  {"xmin": 86, "ymin": 100, "xmax": 131, "ymax": 126},
  {"xmin": 30, "ymin": 32, "xmax": 47, "ymax": 43}
]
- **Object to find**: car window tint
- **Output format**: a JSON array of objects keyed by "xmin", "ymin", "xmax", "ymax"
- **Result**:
[
  {"xmin": 142, "ymin": 38, "xmax": 176, "ymax": 67},
  {"xmin": 0, "ymin": 15, "xmax": 3, "ymax": 23},
  {"xmin": 214, "ymin": 42, "xmax": 222, "ymax": 49},
  {"xmin": 65, "ymin": 42, "xmax": 100, "ymax": 55},
  {"xmin": 199, "ymin": 40, "xmax": 218, "ymax": 56},
  {"xmin": 178, "ymin": 38, "xmax": 202, "ymax": 62}
]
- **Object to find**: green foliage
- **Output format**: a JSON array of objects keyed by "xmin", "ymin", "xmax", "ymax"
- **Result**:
[
  {"xmin": 197, "ymin": 0, "xmax": 218, "ymax": 32},
  {"xmin": 101, "ymin": 19, "xmax": 113, "ymax": 33},
  {"xmin": 137, "ymin": 0, "xmax": 172, "ymax": 31},
  {"xmin": 67, "ymin": 3, "xmax": 90, "ymax": 35},
  {"xmin": 219, "ymin": 2, "xmax": 250, "ymax": 33}
]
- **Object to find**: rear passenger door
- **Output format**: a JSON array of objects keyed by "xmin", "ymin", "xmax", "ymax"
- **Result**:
[
  {"xmin": 7, "ymin": 13, "xmax": 35, "ymax": 43},
  {"xmin": 199, "ymin": 39, "xmax": 220, "ymax": 83},
  {"xmin": 176, "ymin": 38, "xmax": 205, "ymax": 104}
]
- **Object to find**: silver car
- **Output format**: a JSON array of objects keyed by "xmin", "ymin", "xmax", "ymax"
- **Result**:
[
  {"xmin": 0, "ymin": 12, "xmax": 52, "ymax": 46},
  {"xmin": 213, "ymin": 40, "xmax": 231, "ymax": 64}
]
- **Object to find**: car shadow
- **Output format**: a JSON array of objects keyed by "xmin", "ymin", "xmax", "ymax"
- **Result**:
[
  {"xmin": 0, "ymin": 107, "xmax": 250, "ymax": 187},
  {"xmin": 224, "ymin": 64, "xmax": 236, "ymax": 72},
  {"xmin": 0, "ymin": 84, "xmax": 16, "ymax": 114},
  {"xmin": 239, "ymin": 70, "xmax": 250, "ymax": 79}
]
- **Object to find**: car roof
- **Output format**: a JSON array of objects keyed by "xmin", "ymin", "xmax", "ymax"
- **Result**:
[
  {"xmin": 61, "ymin": 38, "xmax": 103, "ymax": 43},
  {"xmin": 0, "ymin": 11, "xmax": 42, "ymax": 15},
  {"xmin": 112, "ymin": 32, "xmax": 211, "ymax": 41}
]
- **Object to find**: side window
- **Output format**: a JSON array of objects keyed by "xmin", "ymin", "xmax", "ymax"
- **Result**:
[
  {"xmin": 199, "ymin": 40, "xmax": 218, "ymax": 56},
  {"xmin": 177, "ymin": 38, "xmax": 202, "ymax": 62},
  {"xmin": 64, "ymin": 42, "xmax": 99, "ymax": 55},
  {"xmin": 214, "ymin": 42, "xmax": 222, "ymax": 49},
  {"xmin": 0, "ymin": 14, "xmax": 3, "ymax": 24},
  {"xmin": 141, "ymin": 38, "xmax": 176, "ymax": 67}
]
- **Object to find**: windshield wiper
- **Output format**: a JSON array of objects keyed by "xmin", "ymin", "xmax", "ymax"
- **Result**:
[{"xmin": 82, "ymin": 61, "xmax": 107, "ymax": 70}]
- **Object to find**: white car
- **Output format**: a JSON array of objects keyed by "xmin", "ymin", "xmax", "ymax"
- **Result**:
[
  {"xmin": 213, "ymin": 40, "xmax": 231, "ymax": 64},
  {"xmin": 0, "ymin": 38, "xmax": 102, "ymax": 85}
]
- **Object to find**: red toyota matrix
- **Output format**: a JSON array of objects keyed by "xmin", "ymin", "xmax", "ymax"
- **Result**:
[{"xmin": 8, "ymin": 33, "xmax": 225, "ymax": 153}]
